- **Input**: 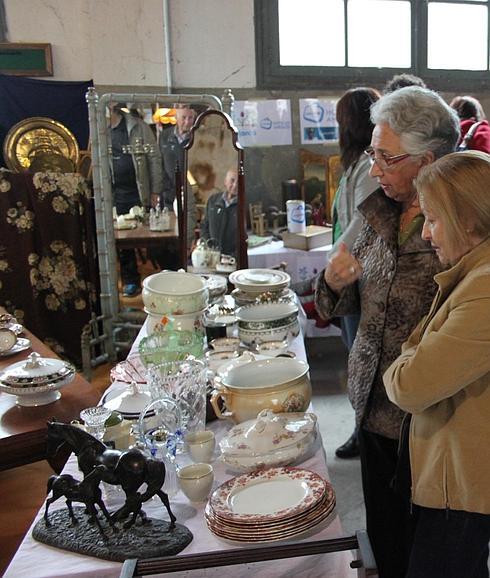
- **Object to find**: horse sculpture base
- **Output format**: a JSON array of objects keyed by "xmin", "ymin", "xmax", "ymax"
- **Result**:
[{"xmin": 33, "ymin": 507, "xmax": 193, "ymax": 562}]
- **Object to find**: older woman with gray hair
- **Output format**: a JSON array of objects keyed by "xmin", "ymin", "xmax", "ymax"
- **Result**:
[{"xmin": 315, "ymin": 86, "xmax": 460, "ymax": 578}]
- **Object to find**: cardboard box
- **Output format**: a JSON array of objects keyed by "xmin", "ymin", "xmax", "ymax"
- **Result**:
[{"xmin": 282, "ymin": 225, "xmax": 332, "ymax": 251}]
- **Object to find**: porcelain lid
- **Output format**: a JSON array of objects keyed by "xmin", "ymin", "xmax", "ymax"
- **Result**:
[
  {"xmin": 220, "ymin": 409, "xmax": 317, "ymax": 457},
  {"xmin": 0, "ymin": 352, "xmax": 75, "ymax": 387},
  {"xmin": 102, "ymin": 382, "xmax": 152, "ymax": 414}
]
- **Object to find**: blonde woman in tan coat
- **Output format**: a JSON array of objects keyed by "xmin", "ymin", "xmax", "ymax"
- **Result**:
[{"xmin": 384, "ymin": 151, "xmax": 490, "ymax": 578}]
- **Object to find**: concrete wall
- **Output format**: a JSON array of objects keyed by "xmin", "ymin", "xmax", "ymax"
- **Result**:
[{"xmin": 4, "ymin": 0, "xmax": 490, "ymax": 209}]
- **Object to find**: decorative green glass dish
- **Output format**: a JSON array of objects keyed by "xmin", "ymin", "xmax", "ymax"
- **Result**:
[{"xmin": 138, "ymin": 330, "xmax": 204, "ymax": 367}]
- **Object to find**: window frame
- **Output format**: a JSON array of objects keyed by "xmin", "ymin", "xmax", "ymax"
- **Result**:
[{"xmin": 255, "ymin": 0, "xmax": 490, "ymax": 91}]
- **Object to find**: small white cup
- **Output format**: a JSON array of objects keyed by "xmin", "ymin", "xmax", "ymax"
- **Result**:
[
  {"xmin": 177, "ymin": 463, "xmax": 214, "ymax": 502},
  {"xmin": 205, "ymin": 350, "xmax": 239, "ymax": 372},
  {"xmin": 185, "ymin": 430, "xmax": 216, "ymax": 463}
]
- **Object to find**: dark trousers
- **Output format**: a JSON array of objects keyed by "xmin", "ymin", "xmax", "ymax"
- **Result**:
[
  {"xmin": 407, "ymin": 506, "xmax": 490, "ymax": 578},
  {"xmin": 115, "ymin": 199, "xmax": 140, "ymax": 286},
  {"xmin": 358, "ymin": 428, "xmax": 416, "ymax": 578},
  {"xmin": 340, "ymin": 313, "xmax": 360, "ymax": 350}
]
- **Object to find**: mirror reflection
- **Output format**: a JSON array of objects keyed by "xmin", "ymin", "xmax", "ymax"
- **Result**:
[
  {"xmin": 186, "ymin": 110, "xmax": 244, "ymax": 273},
  {"xmin": 105, "ymin": 100, "xmax": 244, "ymax": 299},
  {"xmin": 106, "ymin": 100, "xmax": 204, "ymax": 298}
]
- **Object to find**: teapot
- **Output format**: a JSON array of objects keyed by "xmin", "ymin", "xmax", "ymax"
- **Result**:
[{"xmin": 191, "ymin": 238, "xmax": 221, "ymax": 270}]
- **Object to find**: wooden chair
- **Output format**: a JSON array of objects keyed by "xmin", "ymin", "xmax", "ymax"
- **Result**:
[{"xmin": 249, "ymin": 201, "xmax": 266, "ymax": 236}]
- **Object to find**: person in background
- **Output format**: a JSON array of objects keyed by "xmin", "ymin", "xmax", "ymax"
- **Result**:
[
  {"xmin": 315, "ymin": 86, "xmax": 460, "ymax": 578},
  {"xmin": 329, "ymin": 87, "xmax": 381, "ymax": 459},
  {"xmin": 200, "ymin": 167, "xmax": 238, "ymax": 257},
  {"xmin": 449, "ymin": 95, "xmax": 490, "ymax": 153},
  {"xmin": 109, "ymin": 103, "xmax": 163, "ymax": 297},
  {"xmin": 157, "ymin": 104, "xmax": 198, "ymax": 267},
  {"xmin": 383, "ymin": 73, "xmax": 426, "ymax": 94},
  {"xmin": 384, "ymin": 151, "xmax": 490, "ymax": 578},
  {"xmin": 159, "ymin": 105, "xmax": 197, "ymax": 209}
]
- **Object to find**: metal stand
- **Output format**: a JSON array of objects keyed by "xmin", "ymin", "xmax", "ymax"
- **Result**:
[{"xmin": 119, "ymin": 531, "xmax": 378, "ymax": 577}]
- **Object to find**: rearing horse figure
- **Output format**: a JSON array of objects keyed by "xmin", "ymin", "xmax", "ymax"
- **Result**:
[{"xmin": 46, "ymin": 420, "xmax": 176, "ymax": 530}]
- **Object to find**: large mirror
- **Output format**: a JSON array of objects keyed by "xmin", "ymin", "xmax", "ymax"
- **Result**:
[
  {"xmin": 183, "ymin": 109, "xmax": 247, "ymax": 271},
  {"xmin": 104, "ymin": 98, "xmax": 218, "ymax": 293},
  {"xmin": 87, "ymin": 90, "xmax": 223, "ymax": 351}
]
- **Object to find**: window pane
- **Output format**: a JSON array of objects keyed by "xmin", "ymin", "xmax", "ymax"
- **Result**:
[
  {"xmin": 348, "ymin": 0, "xmax": 411, "ymax": 68},
  {"xmin": 428, "ymin": 4, "xmax": 488, "ymax": 70},
  {"xmin": 279, "ymin": 0, "xmax": 345, "ymax": 66}
]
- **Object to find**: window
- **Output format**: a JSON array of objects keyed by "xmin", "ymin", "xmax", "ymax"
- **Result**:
[{"xmin": 255, "ymin": 0, "xmax": 490, "ymax": 90}]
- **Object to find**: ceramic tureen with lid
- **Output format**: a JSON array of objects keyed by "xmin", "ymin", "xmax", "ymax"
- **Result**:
[
  {"xmin": 219, "ymin": 409, "xmax": 318, "ymax": 472},
  {"xmin": 0, "ymin": 352, "xmax": 75, "ymax": 406}
]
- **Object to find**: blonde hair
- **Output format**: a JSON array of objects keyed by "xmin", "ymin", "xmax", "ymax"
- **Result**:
[{"xmin": 414, "ymin": 151, "xmax": 490, "ymax": 253}]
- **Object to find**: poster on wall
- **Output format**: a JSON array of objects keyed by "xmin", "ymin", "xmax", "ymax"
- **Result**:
[
  {"xmin": 233, "ymin": 99, "xmax": 292, "ymax": 147},
  {"xmin": 299, "ymin": 98, "xmax": 338, "ymax": 144}
]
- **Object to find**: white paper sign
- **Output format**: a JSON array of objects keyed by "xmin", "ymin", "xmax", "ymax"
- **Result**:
[
  {"xmin": 233, "ymin": 99, "xmax": 292, "ymax": 147},
  {"xmin": 300, "ymin": 98, "xmax": 338, "ymax": 144}
]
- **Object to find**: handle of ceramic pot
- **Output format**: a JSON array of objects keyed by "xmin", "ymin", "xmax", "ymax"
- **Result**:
[{"xmin": 210, "ymin": 388, "xmax": 234, "ymax": 420}]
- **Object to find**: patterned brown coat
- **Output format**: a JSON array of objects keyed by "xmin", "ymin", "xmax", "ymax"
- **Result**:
[{"xmin": 315, "ymin": 189, "xmax": 443, "ymax": 439}]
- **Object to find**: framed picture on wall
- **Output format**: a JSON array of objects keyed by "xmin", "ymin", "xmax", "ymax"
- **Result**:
[{"xmin": 0, "ymin": 43, "xmax": 53, "ymax": 76}]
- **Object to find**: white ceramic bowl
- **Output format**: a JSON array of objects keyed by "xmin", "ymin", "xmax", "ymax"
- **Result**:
[
  {"xmin": 205, "ymin": 350, "xmax": 240, "ymax": 372},
  {"xmin": 142, "ymin": 271, "xmax": 208, "ymax": 315},
  {"xmin": 209, "ymin": 337, "xmax": 241, "ymax": 352},
  {"xmin": 236, "ymin": 302, "xmax": 299, "ymax": 346},
  {"xmin": 238, "ymin": 320, "xmax": 300, "ymax": 347},
  {"xmin": 145, "ymin": 307, "xmax": 206, "ymax": 334},
  {"xmin": 254, "ymin": 339, "xmax": 289, "ymax": 357}
]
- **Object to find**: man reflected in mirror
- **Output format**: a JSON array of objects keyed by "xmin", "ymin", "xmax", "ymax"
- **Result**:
[
  {"xmin": 159, "ymin": 105, "xmax": 197, "ymax": 209},
  {"xmin": 109, "ymin": 103, "xmax": 163, "ymax": 297},
  {"xmin": 200, "ymin": 167, "xmax": 238, "ymax": 257}
]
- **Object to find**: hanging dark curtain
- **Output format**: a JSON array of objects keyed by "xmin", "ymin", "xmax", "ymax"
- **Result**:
[
  {"xmin": 0, "ymin": 74, "xmax": 93, "ymax": 167},
  {"xmin": 0, "ymin": 171, "xmax": 99, "ymax": 367}
]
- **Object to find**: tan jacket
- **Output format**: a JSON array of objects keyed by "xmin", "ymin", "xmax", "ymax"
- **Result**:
[{"xmin": 384, "ymin": 238, "xmax": 490, "ymax": 514}]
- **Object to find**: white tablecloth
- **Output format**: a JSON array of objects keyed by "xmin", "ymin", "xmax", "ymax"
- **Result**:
[
  {"xmin": 248, "ymin": 240, "xmax": 331, "ymax": 285},
  {"xmin": 5, "ymin": 325, "xmax": 355, "ymax": 578}
]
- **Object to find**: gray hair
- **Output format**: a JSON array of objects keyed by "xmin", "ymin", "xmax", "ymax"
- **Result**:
[{"xmin": 371, "ymin": 86, "xmax": 460, "ymax": 159}]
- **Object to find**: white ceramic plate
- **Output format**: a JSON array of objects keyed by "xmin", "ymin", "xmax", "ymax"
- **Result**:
[
  {"xmin": 229, "ymin": 269, "xmax": 290, "ymax": 294},
  {"xmin": 0, "ymin": 337, "xmax": 31, "ymax": 357},
  {"xmin": 208, "ymin": 466, "xmax": 327, "ymax": 522}
]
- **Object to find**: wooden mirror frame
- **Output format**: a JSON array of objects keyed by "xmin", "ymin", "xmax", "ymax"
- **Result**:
[
  {"xmin": 179, "ymin": 109, "xmax": 247, "ymax": 270},
  {"xmin": 300, "ymin": 149, "xmax": 333, "ymax": 224}
]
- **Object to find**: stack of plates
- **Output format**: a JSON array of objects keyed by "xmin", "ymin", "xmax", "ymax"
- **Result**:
[
  {"xmin": 205, "ymin": 466, "xmax": 336, "ymax": 543},
  {"xmin": 229, "ymin": 269, "xmax": 290, "ymax": 296}
]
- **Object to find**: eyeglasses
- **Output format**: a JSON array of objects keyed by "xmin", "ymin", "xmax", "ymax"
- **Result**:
[{"xmin": 364, "ymin": 147, "xmax": 411, "ymax": 171}]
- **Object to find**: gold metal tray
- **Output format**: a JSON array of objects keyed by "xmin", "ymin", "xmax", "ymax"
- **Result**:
[{"xmin": 3, "ymin": 117, "xmax": 79, "ymax": 173}]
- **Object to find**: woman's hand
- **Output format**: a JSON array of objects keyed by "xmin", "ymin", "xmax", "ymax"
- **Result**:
[{"xmin": 324, "ymin": 242, "xmax": 362, "ymax": 294}]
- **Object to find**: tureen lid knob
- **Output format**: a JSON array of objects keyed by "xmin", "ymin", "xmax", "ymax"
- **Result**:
[{"xmin": 24, "ymin": 352, "xmax": 43, "ymax": 369}]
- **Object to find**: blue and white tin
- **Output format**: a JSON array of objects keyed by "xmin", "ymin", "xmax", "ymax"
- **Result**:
[{"xmin": 286, "ymin": 199, "xmax": 306, "ymax": 233}]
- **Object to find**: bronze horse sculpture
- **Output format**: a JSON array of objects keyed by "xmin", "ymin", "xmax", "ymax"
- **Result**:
[
  {"xmin": 46, "ymin": 420, "xmax": 176, "ymax": 530},
  {"xmin": 44, "ymin": 464, "xmax": 114, "ymax": 535}
]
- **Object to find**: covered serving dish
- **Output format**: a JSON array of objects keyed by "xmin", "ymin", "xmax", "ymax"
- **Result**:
[
  {"xmin": 219, "ymin": 409, "xmax": 318, "ymax": 472},
  {"xmin": 0, "ymin": 352, "xmax": 75, "ymax": 406}
]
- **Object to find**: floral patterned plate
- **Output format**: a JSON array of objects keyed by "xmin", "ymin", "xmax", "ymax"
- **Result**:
[{"xmin": 208, "ymin": 466, "xmax": 327, "ymax": 523}]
